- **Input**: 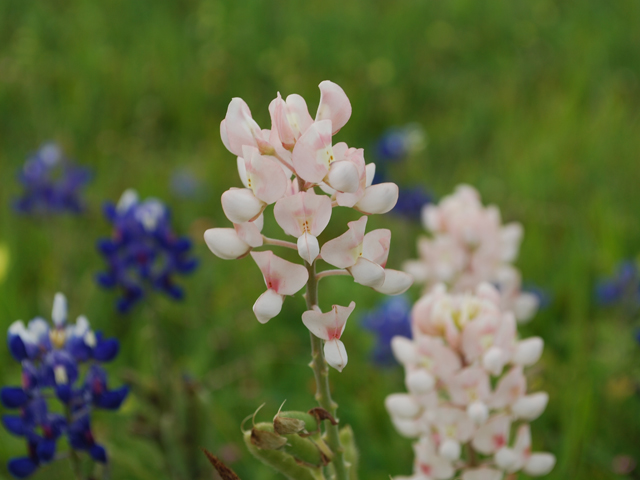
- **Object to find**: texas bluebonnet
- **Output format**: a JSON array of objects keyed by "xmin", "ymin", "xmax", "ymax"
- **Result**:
[
  {"xmin": 1, "ymin": 293, "xmax": 128, "ymax": 478},
  {"xmin": 96, "ymin": 190, "xmax": 199, "ymax": 313},
  {"xmin": 361, "ymin": 295, "xmax": 412, "ymax": 366},
  {"xmin": 14, "ymin": 143, "xmax": 91, "ymax": 215},
  {"xmin": 595, "ymin": 261, "xmax": 640, "ymax": 309}
]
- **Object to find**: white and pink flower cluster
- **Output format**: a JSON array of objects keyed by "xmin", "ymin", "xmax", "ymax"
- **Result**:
[
  {"xmin": 204, "ymin": 81, "xmax": 412, "ymax": 372},
  {"xmin": 403, "ymin": 185, "xmax": 539, "ymax": 323},
  {"xmin": 386, "ymin": 283, "xmax": 555, "ymax": 480}
]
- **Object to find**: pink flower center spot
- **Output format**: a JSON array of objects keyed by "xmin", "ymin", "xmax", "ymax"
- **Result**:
[
  {"xmin": 420, "ymin": 464, "xmax": 432, "ymax": 475},
  {"xmin": 493, "ymin": 434, "xmax": 506, "ymax": 449}
]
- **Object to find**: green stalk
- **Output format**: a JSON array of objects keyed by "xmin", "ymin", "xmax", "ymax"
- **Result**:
[{"xmin": 305, "ymin": 261, "xmax": 349, "ymax": 480}]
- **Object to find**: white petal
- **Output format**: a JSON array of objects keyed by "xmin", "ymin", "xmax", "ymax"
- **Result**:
[
  {"xmin": 315, "ymin": 81, "xmax": 351, "ymax": 133},
  {"xmin": 221, "ymin": 188, "xmax": 265, "ymax": 224},
  {"xmin": 385, "ymin": 393, "xmax": 421, "ymax": 418},
  {"xmin": 513, "ymin": 337, "xmax": 544, "ymax": 366},
  {"xmin": 390, "ymin": 417, "xmax": 421, "ymax": 438},
  {"xmin": 391, "ymin": 336, "xmax": 418, "ymax": 365},
  {"xmin": 467, "ymin": 401, "xmax": 489, "ymax": 424},
  {"xmin": 237, "ymin": 157, "xmax": 249, "ymax": 188},
  {"xmin": 495, "ymin": 447, "xmax": 518, "ymax": 471},
  {"xmin": 52, "ymin": 293, "xmax": 67, "ymax": 328},
  {"xmin": 512, "ymin": 392, "xmax": 549, "ymax": 421},
  {"xmin": 297, "ymin": 233, "xmax": 320, "ymax": 264},
  {"xmin": 326, "ymin": 161, "xmax": 360, "ymax": 193},
  {"xmin": 253, "ymin": 289, "xmax": 284, "ymax": 324},
  {"xmin": 482, "ymin": 347, "xmax": 506, "ymax": 376},
  {"xmin": 514, "ymin": 292, "xmax": 539, "ymax": 323},
  {"xmin": 324, "ymin": 338, "xmax": 348, "ymax": 372},
  {"xmin": 365, "ymin": 163, "xmax": 376, "ymax": 187},
  {"xmin": 349, "ymin": 257, "xmax": 385, "ymax": 288},
  {"xmin": 406, "ymin": 370, "xmax": 435, "ymax": 394},
  {"xmin": 439, "ymin": 439, "xmax": 461, "ymax": 461},
  {"xmin": 524, "ymin": 453, "xmax": 556, "ymax": 476},
  {"xmin": 354, "ymin": 183, "xmax": 399, "ymax": 214},
  {"xmin": 204, "ymin": 228, "xmax": 251, "ymax": 260},
  {"xmin": 374, "ymin": 269, "xmax": 413, "ymax": 295},
  {"xmin": 116, "ymin": 189, "xmax": 138, "ymax": 213}
]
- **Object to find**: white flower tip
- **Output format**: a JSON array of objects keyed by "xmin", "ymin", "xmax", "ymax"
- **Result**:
[
  {"xmin": 524, "ymin": 453, "xmax": 556, "ymax": 476},
  {"xmin": 514, "ymin": 292, "xmax": 539, "ymax": 323},
  {"xmin": 406, "ymin": 369, "xmax": 435, "ymax": 394},
  {"xmin": 512, "ymin": 392, "xmax": 549, "ymax": 421},
  {"xmin": 349, "ymin": 257, "xmax": 385, "ymax": 288},
  {"xmin": 221, "ymin": 188, "xmax": 265, "ymax": 224},
  {"xmin": 297, "ymin": 233, "xmax": 320, "ymax": 264},
  {"xmin": 467, "ymin": 401, "xmax": 489, "ymax": 424},
  {"xmin": 324, "ymin": 338, "xmax": 348, "ymax": 372},
  {"xmin": 390, "ymin": 417, "xmax": 420, "ymax": 438},
  {"xmin": 117, "ymin": 189, "xmax": 138, "ymax": 212},
  {"xmin": 495, "ymin": 447, "xmax": 518, "ymax": 471},
  {"xmin": 374, "ymin": 269, "xmax": 413, "ymax": 295},
  {"xmin": 482, "ymin": 347, "xmax": 505, "ymax": 376},
  {"xmin": 327, "ymin": 161, "xmax": 360, "ymax": 193},
  {"xmin": 253, "ymin": 289, "xmax": 284, "ymax": 324},
  {"xmin": 384, "ymin": 393, "xmax": 420, "ymax": 418},
  {"xmin": 513, "ymin": 337, "xmax": 544, "ymax": 366},
  {"xmin": 391, "ymin": 336, "xmax": 418, "ymax": 365},
  {"xmin": 439, "ymin": 439, "xmax": 461, "ymax": 461},
  {"xmin": 355, "ymin": 182, "xmax": 399, "ymax": 214},
  {"xmin": 54, "ymin": 365, "xmax": 68, "ymax": 385},
  {"xmin": 52, "ymin": 293, "xmax": 67, "ymax": 327},
  {"xmin": 204, "ymin": 228, "xmax": 251, "ymax": 260}
]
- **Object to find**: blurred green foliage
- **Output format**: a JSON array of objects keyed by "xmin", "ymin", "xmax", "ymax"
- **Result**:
[{"xmin": 1, "ymin": 0, "xmax": 640, "ymax": 479}]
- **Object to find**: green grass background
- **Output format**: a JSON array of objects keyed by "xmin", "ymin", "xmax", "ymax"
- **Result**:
[{"xmin": 1, "ymin": 0, "xmax": 639, "ymax": 478}]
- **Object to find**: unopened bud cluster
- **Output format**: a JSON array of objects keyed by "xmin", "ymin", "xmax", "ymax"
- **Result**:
[
  {"xmin": 387, "ymin": 283, "xmax": 555, "ymax": 480},
  {"xmin": 205, "ymin": 81, "xmax": 412, "ymax": 372},
  {"xmin": 403, "ymin": 185, "xmax": 538, "ymax": 323}
]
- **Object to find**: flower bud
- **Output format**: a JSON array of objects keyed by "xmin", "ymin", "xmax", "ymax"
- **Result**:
[
  {"xmin": 495, "ymin": 447, "xmax": 518, "ymax": 470},
  {"xmin": 524, "ymin": 453, "xmax": 556, "ymax": 476},
  {"xmin": 391, "ymin": 336, "xmax": 418, "ymax": 365},
  {"xmin": 52, "ymin": 293, "xmax": 67, "ymax": 328},
  {"xmin": 467, "ymin": 401, "xmax": 489, "ymax": 424},
  {"xmin": 513, "ymin": 337, "xmax": 544, "ymax": 366},
  {"xmin": 512, "ymin": 392, "xmax": 549, "ymax": 421},
  {"xmin": 482, "ymin": 347, "xmax": 505, "ymax": 376},
  {"xmin": 514, "ymin": 292, "xmax": 539, "ymax": 323},
  {"xmin": 204, "ymin": 228, "xmax": 251, "ymax": 260},
  {"xmin": 250, "ymin": 423, "xmax": 288, "ymax": 450},
  {"xmin": 253, "ymin": 289, "xmax": 284, "ymax": 324},
  {"xmin": 354, "ymin": 183, "xmax": 399, "ymax": 214},
  {"xmin": 390, "ymin": 417, "xmax": 421, "ymax": 438},
  {"xmin": 273, "ymin": 411, "xmax": 319, "ymax": 435},
  {"xmin": 326, "ymin": 161, "xmax": 360, "ymax": 193},
  {"xmin": 405, "ymin": 369, "xmax": 435, "ymax": 394},
  {"xmin": 385, "ymin": 393, "xmax": 420, "ymax": 418},
  {"xmin": 439, "ymin": 439, "xmax": 461, "ymax": 461},
  {"xmin": 221, "ymin": 188, "xmax": 265, "ymax": 224}
]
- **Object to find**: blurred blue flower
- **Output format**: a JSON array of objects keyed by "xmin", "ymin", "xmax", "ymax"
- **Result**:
[
  {"xmin": 14, "ymin": 143, "xmax": 91, "ymax": 215},
  {"xmin": 595, "ymin": 261, "xmax": 640, "ymax": 308},
  {"xmin": 392, "ymin": 186, "xmax": 433, "ymax": 221},
  {"xmin": 361, "ymin": 295, "xmax": 413, "ymax": 366},
  {"xmin": 374, "ymin": 124, "xmax": 426, "ymax": 164},
  {"xmin": 96, "ymin": 189, "xmax": 199, "ymax": 313},
  {"xmin": 522, "ymin": 284, "xmax": 552, "ymax": 310},
  {"xmin": 170, "ymin": 168, "xmax": 205, "ymax": 200},
  {"xmin": 2, "ymin": 294, "xmax": 128, "ymax": 478}
]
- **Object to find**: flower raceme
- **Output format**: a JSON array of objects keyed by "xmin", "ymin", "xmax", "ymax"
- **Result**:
[
  {"xmin": 205, "ymin": 81, "xmax": 412, "ymax": 372},
  {"xmin": 386, "ymin": 283, "xmax": 554, "ymax": 480}
]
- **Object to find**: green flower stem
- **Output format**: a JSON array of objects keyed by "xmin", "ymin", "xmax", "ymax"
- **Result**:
[{"xmin": 305, "ymin": 260, "xmax": 349, "ymax": 480}]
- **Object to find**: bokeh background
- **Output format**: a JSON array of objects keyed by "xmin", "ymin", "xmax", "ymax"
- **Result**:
[{"xmin": 1, "ymin": 0, "xmax": 640, "ymax": 479}]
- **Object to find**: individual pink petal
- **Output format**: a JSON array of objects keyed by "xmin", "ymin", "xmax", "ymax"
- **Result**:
[
  {"xmin": 223, "ymin": 98, "xmax": 263, "ymax": 156},
  {"xmin": 335, "ymin": 148, "xmax": 367, "ymax": 207},
  {"xmin": 204, "ymin": 228, "xmax": 251, "ymax": 260},
  {"xmin": 320, "ymin": 216, "xmax": 367, "ymax": 268},
  {"xmin": 447, "ymin": 367, "xmax": 491, "ymax": 406},
  {"xmin": 273, "ymin": 190, "xmax": 332, "ymax": 238},
  {"xmin": 374, "ymin": 269, "xmax": 413, "ymax": 295},
  {"xmin": 243, "ymin": 146, "xmax": 288, "ymax": 204},
  {"xmin": 253, "ymin": 289, "xmax": 284, "ymax": 324},
  {"xmin": 362, "ymin": 229, "xmax": 391, "ymax": 266},
  {"xmin": 355, "ymin": 182, "xmax": 399, "ymax": 214},
  {"xmin": 234, "ymin": 215, "xmax": 264, "ymax": 248},
  {"xmin": 433, "ymin": 407, "xmax": 474, "ymax": 442},
  {"xmin": 297, "ymin": 232, "xmax": 320, "ymax": 264},
  {"xmin": 490, "ymin": 366, "xmax": 526, "ymax": 409},
  {"xmin": 315, "ymin": 81, "xmax": 352, "ymax": 134},
  {"xmin": 472, "ymin": 414, "xmax": 512, "ymax": 455},
  {"xmin": 269, "ymin": 93, "xmax": 296, "ymax": 149},
  {"xmin": 220, "ymin": 119, "xmax": 231, "ymax": 152},
  {"xmin": 324, "ymin": 338, "xmax": 348, "ymax": 372},
  {"xmin": 301, "ymin": 301, "xmax": 355, "ymax": 341},
  {"xmin": 250, "ymin": 251, "xmax": 309, "ymax": 296},
  {"xmin": 415, "ymin": 336, "xmax": 463, "ymax": 380},
  {"xmin": 292, "ymin": 120, "xmax": 334, "ymax": 183},
  {"xmin": 349, "ymin": 257, "xmax": 385, "ymax": 288},
  {"xmin": 221, "ymin": 188, "xmax": 265, "ymax": 224},
  {"xmin": 413, "ymin": 436, "xmax": 455, "ymax": 479},
  {"xmin": 391, "ymin": 336, "xmax": 418, "ymax": 365},
  {"xmin": 365, "ymin": 163, "xmax": 376, "ymax": 187},
  {"xmin": 285, "ymin": 94, "xmax": 314, "ymax": 136}
]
